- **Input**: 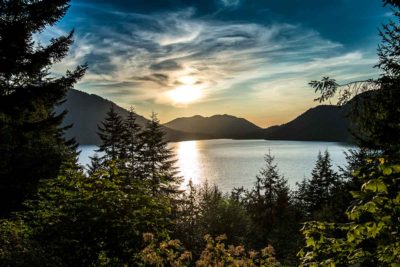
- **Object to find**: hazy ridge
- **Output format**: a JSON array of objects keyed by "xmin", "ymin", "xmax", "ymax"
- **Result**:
[{"xmin": 59, "ymin": 89, "xmax": 351, "ymax": 145}]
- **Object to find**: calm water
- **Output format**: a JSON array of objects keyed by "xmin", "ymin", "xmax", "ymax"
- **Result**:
[{"xmin": 79, "ymin": 139, "xmax": 353, "ymax": 192}]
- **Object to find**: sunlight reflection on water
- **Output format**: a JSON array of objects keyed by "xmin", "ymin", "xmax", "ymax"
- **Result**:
[
  {"xmin": 175, "ymin": 141, "xmax": 202, "ymax": 187},
  {"xmin": 80, "ymin": 139, "xmax": 354, "ymax": 192}
]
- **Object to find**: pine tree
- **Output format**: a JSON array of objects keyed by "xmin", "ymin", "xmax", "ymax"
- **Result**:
[
  {"xmin": 301, "ymin": 150, "xmax": 339, "ymax": 219},
  {"xmin": 246, "ymin": 153, "xmax": 290, "ymax": 246},
  {"xmin": 97, "ymin": 105, "xmax": 126, "ymax": 163},
  {"xmin": 139, "ymin": 112, "xmax": 180, "ymax": 195},
  {"xmin": 252, "ymin": 153, "xmax": 289, "ymax": 226},
  {"xmin": 123, "ymin": 107, "xmax": 143, "ymax": 180},
  {"xmin": 0, "ymin": 0, "xmax": 86, "ymax": 216},
  {"xmin": 87, "ymin": 153, "xmax": 103, "ymax": 176}
]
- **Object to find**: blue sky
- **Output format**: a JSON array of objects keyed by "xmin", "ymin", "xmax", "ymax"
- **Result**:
[{"xmin": 47, "ymin": 0, "xmax": 389, "ymax": 126}]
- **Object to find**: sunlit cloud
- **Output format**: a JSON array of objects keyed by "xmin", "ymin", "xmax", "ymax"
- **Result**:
[{"xmin": 39, "ymin": 1, "xmax": 383, "ymax": 125}]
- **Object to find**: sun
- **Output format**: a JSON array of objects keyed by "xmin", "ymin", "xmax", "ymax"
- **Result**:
[
  {"xmin": 178, "ymin": 75, "xmax": 197, "ymax": 85},
  {"xmin": 168, "ymin": 85, "xmax": 202, "ymax": 104}
]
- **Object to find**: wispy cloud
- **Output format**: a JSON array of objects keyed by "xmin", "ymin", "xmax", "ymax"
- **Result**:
[{"xmin": 42, "ymin": 4, "xmax": 380, "ymax": 125}]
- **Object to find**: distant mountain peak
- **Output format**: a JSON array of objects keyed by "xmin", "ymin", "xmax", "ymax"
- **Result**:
[{"xmin": 164, "ymin": 114, "xmax": 262, "ymax": 138}]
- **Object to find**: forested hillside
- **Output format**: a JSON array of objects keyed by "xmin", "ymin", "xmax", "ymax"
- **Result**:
[{"xmin": 262, "ymin": 105, "xmax": 351, "ymax": 142}]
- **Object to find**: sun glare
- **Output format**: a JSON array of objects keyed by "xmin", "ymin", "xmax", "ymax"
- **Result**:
[
  {"xmin": 178, "ymin": 75, "xmax": 197, "ymax": 85},
  {"xmin": 168, "ymin": 85, "xmax": 202, "ymax": 104},
  {"xmin": 176, "ymin": 141, "xmax": 202, "ymax": 187}
]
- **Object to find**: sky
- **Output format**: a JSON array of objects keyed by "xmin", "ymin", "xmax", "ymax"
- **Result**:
[{"xmin": 46, "ymin": 0, "xmax": 390, "ymax": 127}]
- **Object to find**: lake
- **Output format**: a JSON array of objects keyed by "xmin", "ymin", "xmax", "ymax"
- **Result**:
[{"xmin": 79, "ymin": 139, "xmax": 354, "ymax": 192}]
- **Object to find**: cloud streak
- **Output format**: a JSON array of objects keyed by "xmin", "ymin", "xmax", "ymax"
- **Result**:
[{"xmin": 44, "ymin": 2, "xmax": 382, "ymax": 125}]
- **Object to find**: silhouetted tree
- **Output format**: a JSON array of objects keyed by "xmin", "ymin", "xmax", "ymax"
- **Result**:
[
  {"xmin": 0, "ymin": 0, "xmax": 86, "ymax": 216},
  {"xmin": 139, "ymin": 112, "xmax": 180, "ymax": 195},
  {"xmin": 296, "ymin": 150, "xmax": 340, "ymax": 220},
  {"xmin": 87, "ymin": 153, "xmax": 103, "ymax": 176},
  {"xmin": 243, "ymin": 153, "xmax": 292, "ymax": 252},
  {"xmin": 123, "ymin": 107, "xmax": 143, "ymax": 180},
  {"xmin": 246, "ymin": 153, "xmax": 289, "ymax": 231},
  {"xmin": 97, "ymin": 105, "xmax": 126, "ymax": 163}
]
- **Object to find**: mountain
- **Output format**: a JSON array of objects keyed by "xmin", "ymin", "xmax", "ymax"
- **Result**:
[
  {"xmin": 260, "ymin": 105, "xmax": 352, "ymax": 142},
  {"xmin": 164, "ymin": 114, "xmax": 263, "ymax": 138},
  {"xmin": 164, "ymin": 106, "xmax": 351, "ymax": 142},
  {"xmin": 58, "ymin": 89, "xmax": 352, "ymax": 145},
  {"xmin": 57, "ymin": 89, "xmax": 211, "ymax": 145}
]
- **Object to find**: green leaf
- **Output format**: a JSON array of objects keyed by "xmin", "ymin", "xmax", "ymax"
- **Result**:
[
  {"xmin": 394, "ymin": 193, "xmax": 400, "ymax": 204},
  {"xmin": 350, "ymin": 191, "xmax": 361, "ymax": 199},
  {"xmin": 352, "ymin": 170, "xmax": 361, "ymax": 177},
  {"xmin": 347, "ymin": 232, "xmax": 355, "ymax": 242},
  {"xmin": 362, "ymin": 179, "xmax": 388, "ymax": 193},
  {"xmin": 391, "ymin": 165, "xmax": 400, "ymax": 173},
  {"xmin": 382, "ymin": 166, "xmax": 393, "ymax": 176},
  {"xmin": 306, "ymin": 237, "xmax": 315, "ymax": 247}
]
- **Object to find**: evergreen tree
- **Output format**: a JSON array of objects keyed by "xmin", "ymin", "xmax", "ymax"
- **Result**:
[
  {"xmin": 87, "ymin": 153, "xmax": 103, "ymax": 176},
  {"xmin": 294, "ymin": 177, "xmax": 309, "ymax": 216},
  {"xmin": 172, "ymin": 180, "xmax": 203, "ymax": 258},
  {"xmin": 123, "ymin": 107, "xmax": 143, "ymax": 180},
  {"xmin": 299, "ymin": 150, "xmax": 340, "ymax": 220},
  {"xmin": 139, "ymin": 112, "xmax": 180, "ymax": 195},
  {"xmin": 247, "ymin": 153, "xmax": 289, "ymax": 231},
  {"xmin": 244, "ymin": 153, "xmax": 290, "ymax": 249},
  {"xmin": 96, "ymin": 105, "xmax": 126, "ymax": 163},
  {"xmin": 0, "ymin": 0, "xmax": 86, "ymax": 216}
]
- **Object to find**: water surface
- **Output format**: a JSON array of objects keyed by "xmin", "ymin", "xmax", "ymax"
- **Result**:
[{"xmin": 79, "ymin": 139, "xmax": 353, "ymax": 192}]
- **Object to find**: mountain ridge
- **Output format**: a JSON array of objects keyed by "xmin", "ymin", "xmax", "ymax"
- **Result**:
[
  {"xmin": 57, "ymin": 89, "xmax": 213, "ymax": 145},
  {"xmin": 59, "ymin": 89, "xmax": 352, "ymax": 144},
  {"xmin": 164, "ymin": 114, "xmax": 262, "ymax": 138},
  {"xmin": 261, "ymin": 105, "xmax": 351, "ymax": 142}
]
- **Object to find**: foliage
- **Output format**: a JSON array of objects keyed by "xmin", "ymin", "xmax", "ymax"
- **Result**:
[
  {"xmin": 0, "ymin": 163, "xmax": 171, "ymax": 266},
  {"xmin": 0, "ymin": 219, "xmax": 49, "ymax": 266},
  {"xmin": 138, "ymin": 233, "xmax": 192, "ymax": 266},
  {"xmin": 173, "ymin": 154, "xmax": 304, "ymax": 264},
  {"xmin": 139, "ymin": 234, "xmax": 280, "ymax": 267},
  {"xmin": 172, "ymin": 181, "xmax": 252, "ymax": 260},
  {"xmin": 300, "ymin": 1, "xmax": 400, "ymax": 265},
  {"xmin": 196, "ymin": 235, "xmax": 279, "ymax": 267},
  {"xmin": 299, "ymin": 158, "xmax": 400, "ymax": 266}
]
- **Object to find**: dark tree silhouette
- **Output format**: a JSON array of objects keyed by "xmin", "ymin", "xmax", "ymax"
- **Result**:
[
  {"xmin": 299, "ymin": 150, "xmax": 340, "ymax": 220},
  {"xmin": 96, "ymin": 105, "xmax": 126, "ymax": 162},
  {"xmin": 123, "ymin": 107, "xmax": 143, "ymax": 180},
  {"xmin": 139, "ymin": 112, "xmax": 180, "ymax": 195},
  {"xmin": 0, "ymin": 0, "xmax": 86, "ymax": 217}
]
